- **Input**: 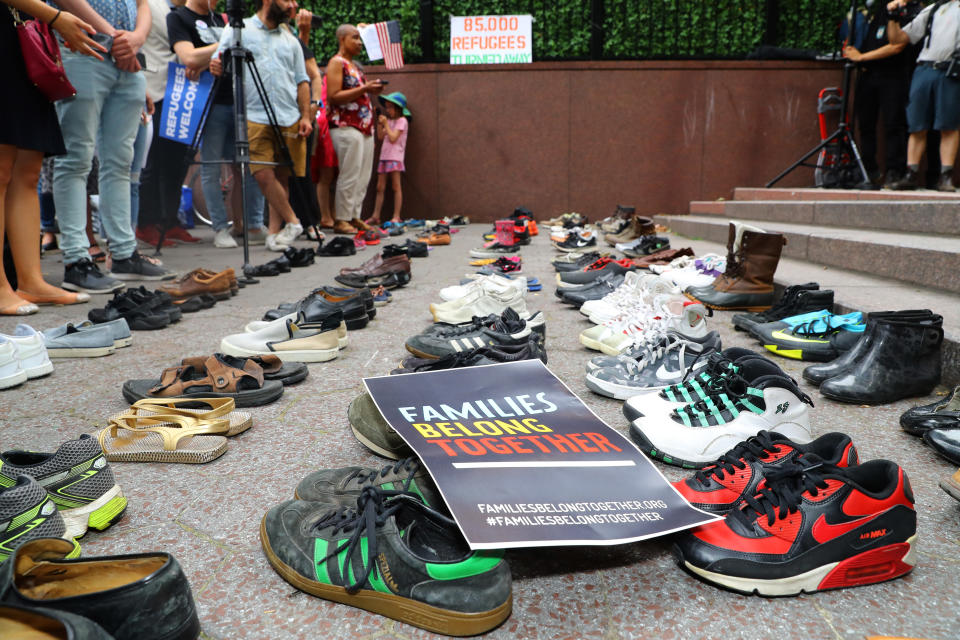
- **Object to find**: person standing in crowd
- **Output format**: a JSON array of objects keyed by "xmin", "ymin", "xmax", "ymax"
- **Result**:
[
  {"xmin": 0, "ymin": 0, "xmax": 105, "ymax": 313},
  {"xmin": 887, "ymin": 0, "xmax": 960, "ymax": 191},
  {"xmin": 326, "ymin": 23, "xmax": 383, "ymax": 235},
  {"xmin": 368, "ymin": 93, "xmax": 411, "ymax": 226},
  {"xmin": 53, "ymin": 0, "xmax": 176, "ymax": 294},
  {"xmin": 843, "ymin": 2, "xmax": 915, "ymax": 188},
  {"xmin": 213, "ymin": 0, "xmax": 311, "ymax": 252},
  {"xmin": 168, "ymin": 0, "xmax": 267, "ymax": 249}
]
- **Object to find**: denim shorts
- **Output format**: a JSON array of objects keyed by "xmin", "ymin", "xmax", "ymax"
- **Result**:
[{"xmin": 906, "ymin": 64, "xmax": 960, "ymax": 132}]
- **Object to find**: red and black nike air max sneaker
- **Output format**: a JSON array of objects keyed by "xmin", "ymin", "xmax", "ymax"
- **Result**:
[
  {"xmin": 673, "ymin": 430, "xmax": 859, "ymax": 514},
  {"xmin": 674, "ymin": 456, "xmax": 917, "ymax": 596}
]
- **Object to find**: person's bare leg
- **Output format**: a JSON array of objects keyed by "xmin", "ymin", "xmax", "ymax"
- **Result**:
[
  {"xmin": 7, "ymin": 150, "xmax": 80, "ymax": 300},
  {"xmin": 390, "ymin": 171, "xmax": 403, "ymax": 223},
  {"xmin": 254, "ymin": 168, "xmax": 298, "ymax": 227},
  {"xmin": 318, "ymin": 167, "xmax": 335, "ymax": 227},
  {"xmin": 0, "ymin": 146, "xmax": 35, "ymax": 312},
  {"xmin": 368, "ymin": 173, "xmax": 386, "ymax": 224},
  {"xmin": 939, "ymin": 130, "xmax": 959, "ymax": 167},
  {"xmin": 907, "ymin": 131, "xmax": 926, "ymax": 165}
]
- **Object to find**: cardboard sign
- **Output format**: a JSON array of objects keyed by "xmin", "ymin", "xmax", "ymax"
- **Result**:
[
  {"xmin": 449, "ymin": 15, "xmax": 533, "ymax": 65},
  {"xmin": 159, "ymin": 63, "xmax": 214, "ymax": 143},
  {"xmin": 363, "ymin": 360, "xmax": 719, "ymax": 549}
]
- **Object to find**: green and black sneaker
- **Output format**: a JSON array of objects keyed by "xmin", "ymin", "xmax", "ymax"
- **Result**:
[
  {"xmin": 0, "ymin": 434, "xmax": 127, "ymax": 539},
  {"xmin": 0, "ymin": 476, "xmax": 80, "ymax": 563},
  {"xmin": 261, "ymin": 488, "xmax": 512, "ymax": 636},
  {"xmin": 294, "ymin": 457, "xmax": 442, "ymax": 508}
]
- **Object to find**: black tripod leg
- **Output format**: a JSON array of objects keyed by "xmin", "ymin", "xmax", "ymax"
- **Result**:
[{"xmin": 766, "ymin": 133, "xmax": 844, "ymax": 188}]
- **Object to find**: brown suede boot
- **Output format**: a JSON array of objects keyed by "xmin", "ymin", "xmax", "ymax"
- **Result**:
[
  {"xmin": 603, "ymin": 215, "xmax": 654, "ymax": 246},
  {"xmin": 685, "ymin": 222, "xmax": 786, "ymax": 311}
]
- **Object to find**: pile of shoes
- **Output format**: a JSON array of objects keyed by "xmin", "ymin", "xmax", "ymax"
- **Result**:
[
  {"xmin": 354, "ymin": 227, "xmax": 387, "ymax": 249},
  {"xmin": 647, "ymin": 252, "xmax": 721, "ymax": 290},
  {"xmin": 159, "ymin": 267, "xmax": 238, "ymax": 308},
  {"xmin": 0, "ymin": 324, "xmax": 53, "ymax": 390},
  {"xmin": 41, "ymin": 318, "xmax": 132, "ymax": 358},
  {"xmin": 429, "ymin": 274, "xmax": 530, "ymax": 324},
  {"xmin": 414, "ymin": 222, "xmax": 452, "ymax": 245},
  {"xmin": 671, "ymin": 431, "xmax": 917, "ymax": 596},
  {"xmin": 98, "ymin": 396, "xmax": 254, "ymax": 464},
  {"xmin": 335, "ymin": 243, "xmax": 412, "ymax": 289},
  {"xmin": 0, "ymin": 433, "xmax": 126, "ymax": 554},
  {"xmin": 88, "ymin": 286, "xmax": 182, "ymax": 330},
  {"xmin": 471, "ymin": 209, "xmax": 535, "ymax": 257},
  {"xmin": 121, "ymin": 352, "xmax": 305, "ymax": 406}
]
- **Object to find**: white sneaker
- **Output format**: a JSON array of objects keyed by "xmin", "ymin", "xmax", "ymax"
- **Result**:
[
  {"xmin": 276, "ymin": 222, "xmax": 304, "ymax": 246},
  {"xmin": 3, "ymin": 325, "xmax": 53, "ymax": 379},
  {"xmin": 628, "ymin": 374, "xmax": 814, "ymax": 467},
  {"xmin": 265, "ymin": 233, "xmax": 290, "ymax": 252},
  {"xmin": 430, "ymin": 282, "xmax": 530, "ymax": 324},
  {"xmin": 214, "ymin": 228, "xmax": 238, "ymax": 249},
  {"xmin": 439, "ymin": 275, "xmax": 526, "ymax": 303},
  {"xmin": 221, "ymin": 316, "xmax": 343, "ymax": 362},
  {"xmin": 247, "ymin": 227, "xmax": 268, "ymax": 245},
  {"xmin": 0, "ymin": 336, "xmax": 27, "ymax": 389}
]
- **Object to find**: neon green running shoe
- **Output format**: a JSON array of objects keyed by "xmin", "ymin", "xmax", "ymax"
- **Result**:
[
  {"xmin": 0, "ymin": 476, "xmax": 80, "ymax": 563},
  {"xmin": 0, "ymin": 434, "xmax": 126, "ymax": 539}
]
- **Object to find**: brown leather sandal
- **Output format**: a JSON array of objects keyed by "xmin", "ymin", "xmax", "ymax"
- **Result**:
[{"xmin": 121, "ymin": 354, "xmax": 284, "ymax": 408}]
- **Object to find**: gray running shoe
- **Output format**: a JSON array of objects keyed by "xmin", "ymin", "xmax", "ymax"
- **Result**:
[
  {"xmin": 295, "ymin": 456, "xmax": 442, "ymax": 508},
  {"xmin": 585, "ymin": 331, "xmax": 721, "ymax": 400},
  {"xmin": 0, "ymin": 434, "xmax": 126, "ymax": 539},
  {"xmin": 0, "ymin": 476, "xmax": 78, "ymax": 563}
]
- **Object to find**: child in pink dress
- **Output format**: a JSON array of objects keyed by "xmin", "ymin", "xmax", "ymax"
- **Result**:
[{"xmin": 368, "ymin": 92, "xmax": 411, "ymax": 225}]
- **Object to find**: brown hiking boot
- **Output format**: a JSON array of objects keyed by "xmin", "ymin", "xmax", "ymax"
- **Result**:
[
  {"xmin": 603, "ymin": 215, "xmax": 654, "ymax": 246},
  {"xmin": 684, "ymin": 222, "xmax": 786, "ymax": 311}
]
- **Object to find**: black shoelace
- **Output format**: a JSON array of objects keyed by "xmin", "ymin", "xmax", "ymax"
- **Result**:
[
  {"xmin": 313, "ymin": 487, "xmax": 410, "ymax": 593},
  {"xmin": 346, "ymin": 457, "xmax": 421, "ymax": 491},
  {"xmin": 693, "ymin": 431, "xmax": 780, "ymax": 485},
  {"xmin": 730, "ymin": 460, "xmax": 830, "ymax": 529}
]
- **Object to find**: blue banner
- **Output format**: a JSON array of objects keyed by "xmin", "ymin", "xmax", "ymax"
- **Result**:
[{"xmin": 159, "ymin": 62, "xmax": 214, "ymax": 143}]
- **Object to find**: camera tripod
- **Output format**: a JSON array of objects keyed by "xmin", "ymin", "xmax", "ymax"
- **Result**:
[
  {"xmin": 186, "ymin": 21, "xmax": 317, "ymax": 283},
  {"xmin": 766, "ymin": 0, "xmax": 871, "ymax": 189}
]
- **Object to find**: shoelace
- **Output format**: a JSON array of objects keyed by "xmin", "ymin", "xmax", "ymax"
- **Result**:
[
  {"xmin": 731, "ymin": 460, "xmax": 829, "ymax": 529},
  {"xmin": 435, "ymin": 315, "xmax": 497, "ymax": 337},
  {"xmin": 674, "ymin": 374, "xmax": 755, "ymax": 422},
  {"xmin": 312, "ymin": 487, "xmax": 410, "ymax": 593},
  {"xmin": 692, "ymin": 430, "xmax": 781, "ymax": 485},
  {"xmin": 791, "ymin": 315, "xmax": 860, "ymax": 338},
  {"xmin": 584, "ymin": 257, "xmax": 614, "ymax": 271},
  {"xmin": 346, "ymin": 457, "xmax": 421, "ymax": 491}
]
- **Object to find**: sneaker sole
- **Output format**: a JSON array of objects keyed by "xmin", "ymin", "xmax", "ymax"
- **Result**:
[
  {"xmin": 113, "ymin": 337, "xmax": 134, "ymax": 348},
  {"xmin": 0, "ymin": 369, "xmax": 28, "ymax": 389},
  {"xmin": 628, "ymin": 423, "xmax": 702, "ymax": 469},
  {"xmin": 61, "ymin": 484, "xmax": 127, "ymax": 538},
  {"xmin": 260, "ymin": 517, "xmax": 513, "ymax": 636},
  {"xmin": 682, "ymin": 292, "xmax": 771, "ymax": 312},
  {"xmin": 350, "ymin": 424, "xmax": 403, "ymax": 460},
  {"xmin": 677, "ymin": 534, "xmax": 916, "ymax": 596},
  {"xmin": 61, "ymin": 281, "xmax": 125, "ymax": 294},
  {"xmin": 941, "ymin": 477, "xmax": 960, "ymax": 502},
  {"xmin": 107, "ymin": 271, "xmax": 177, "ymax": 281},
  {"xmin": 47, "ymin": 345, "xmax": 116, "ymax": 358},
  {"xmin": 584, "ymin": 374, "xmax": 666, "ymax": 400},
  {"xmin": 220, "ymin": 343, "xmax": 340, "ymax": 363}
]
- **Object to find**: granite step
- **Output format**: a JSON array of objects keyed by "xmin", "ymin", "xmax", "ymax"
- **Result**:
[
  {"xmin": 688, "ymin": 199, "xmax": 960, "ymax": 237},
  {"xmin": 654, "ymin": 214, "xmax": 960, "ymax": 295},
  {"xmin": 664, "ymin": 234, "xmax": 960, "ymax": 387},
  {"xmin": 733, "ymin": 186, "xmax": 960, "ymax": 202}
]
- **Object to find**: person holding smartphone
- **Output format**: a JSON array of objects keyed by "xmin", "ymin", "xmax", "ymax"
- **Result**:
[{"xmin": 326, "ymin": 23, "xmax": 383, "ymax": 235}]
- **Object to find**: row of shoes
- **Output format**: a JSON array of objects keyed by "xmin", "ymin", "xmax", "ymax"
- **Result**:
[
  {"xmin": 335, "ymin": 243, "xmax": 414, "ymax": 289},
  {"xmin": 98, "ymin": 396, "xmax": 254, "ymax": 465},
  {"xmin": 245, "ymin": 247, "xmax": 316, "ymax": 277},
  {"xmin": 469, "ymin": 209, "xmax": 536, "ymax": 258}
]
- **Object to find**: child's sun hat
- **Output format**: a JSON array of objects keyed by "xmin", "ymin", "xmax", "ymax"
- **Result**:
[{"xmin": 378, "ymin": 92, "xmax": 412, "ymax": 119}]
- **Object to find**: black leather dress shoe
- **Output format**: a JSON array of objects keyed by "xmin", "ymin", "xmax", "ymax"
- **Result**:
[
  {"xmin": 924, "ymin": 427, "xmax": 960, "ymax": 465},
  {"xmin": 1, "ymin": 603, "xmax": 113, "ymax": 639},
  {"xmin": 0, "ymin": 538, "xmax": 200, "ymax": 640},
  {"xmin": 900, "ymin": 385, "xmax": 960, "ymax": 435}
]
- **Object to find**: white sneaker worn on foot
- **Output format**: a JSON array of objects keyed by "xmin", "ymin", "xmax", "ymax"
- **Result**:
[
  {"xmin": 275, "ymin": 222, "xmax": 304, "ymax": 246},
  {"xmin": 265, "ymin": 233, "xmax": 290, "ymax": 252},
  {"xmin": 214, "ymin": 228, "xmax": 238, "ymax": 248}
]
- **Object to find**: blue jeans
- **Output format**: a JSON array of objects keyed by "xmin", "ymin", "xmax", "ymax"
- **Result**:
[
  {"xmin": 99, "ymin": 119, "xmax": 150, "ymax": 231},
  {"xmin": 202, "ymin": 104, "xmax": 264, "ymax": 231},
  {"xmin": 53, "ymin": 52, "xmax": 144, "ymax": 264}
]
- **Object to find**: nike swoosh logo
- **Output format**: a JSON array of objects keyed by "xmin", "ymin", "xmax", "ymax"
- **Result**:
[
  {"xmin": 655, "ymin": 363, "xmax": 681, "ymax": 381},
  {"xmin": 811, "ymin": 513, "xmax": 875, "ymax": 543},
  {"xmin": 771, "ymin": 329, "xmax": 829, "ymax": 345}
]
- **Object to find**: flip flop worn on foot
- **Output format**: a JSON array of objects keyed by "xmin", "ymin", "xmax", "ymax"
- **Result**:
[
  {"xmin": 121, "ymin": 353, "xmax": 284, "ymax": 407},
  {"xmin": 97, "ymin": 415, "xmax": 228, "ymax": 464},
  {"xmin": 126, "ymin": 397, "xmax": 252, "ymax": 436}
]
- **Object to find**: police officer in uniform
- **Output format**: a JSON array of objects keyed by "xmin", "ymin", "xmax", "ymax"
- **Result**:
[{"xmin": 887, "ymin": 0, "xmax": 960, "ymax": 191}]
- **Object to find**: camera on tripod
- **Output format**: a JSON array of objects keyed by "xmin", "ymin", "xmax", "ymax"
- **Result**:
[
  {"xmin": 225, "ymin": 0, "xmax": 247, "ymax": 27},
  {"xmin": 889, "ymin": 0, "xmax": 922, "ymax": 24}
]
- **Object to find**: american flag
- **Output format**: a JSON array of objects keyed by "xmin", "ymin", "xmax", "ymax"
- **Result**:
[{"xmin": 374, "ymin": 20, "xmax": 404, "ymax": 70}]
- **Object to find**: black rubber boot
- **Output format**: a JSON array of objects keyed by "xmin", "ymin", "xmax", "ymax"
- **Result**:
[
  {"xmin": 818, "ymin": 313, "xmax": 943, "ymax": 405},
  {"xmin": 802, "ymin": 310, "xmax": 933, "ymax": 386},
  {"xmin": 899, "ymin": 385, "xmax": 960, "ymax": 435},
  {"xmin": 732, "ymin": 283, "xmax": 833, "ymax": 335}
]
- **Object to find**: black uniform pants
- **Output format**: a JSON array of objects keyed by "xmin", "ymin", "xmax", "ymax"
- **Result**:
[
  {"xmin": 854, "ymin": 67, "xmax": 911, "ymax": 176},
  {"xmin": 138, "ymin": 99, "xmax": 191, "ymax": 229}
]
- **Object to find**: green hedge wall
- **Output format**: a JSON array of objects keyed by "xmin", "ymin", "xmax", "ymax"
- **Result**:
[{"xmin": 295, "ymin": 0, "xmax": 848, "ymax": 62}]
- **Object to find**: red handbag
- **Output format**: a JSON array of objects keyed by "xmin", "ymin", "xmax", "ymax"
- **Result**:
[{"xmin": 9, "ymin": 7, "xmax": 77, "ymax": 101}]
